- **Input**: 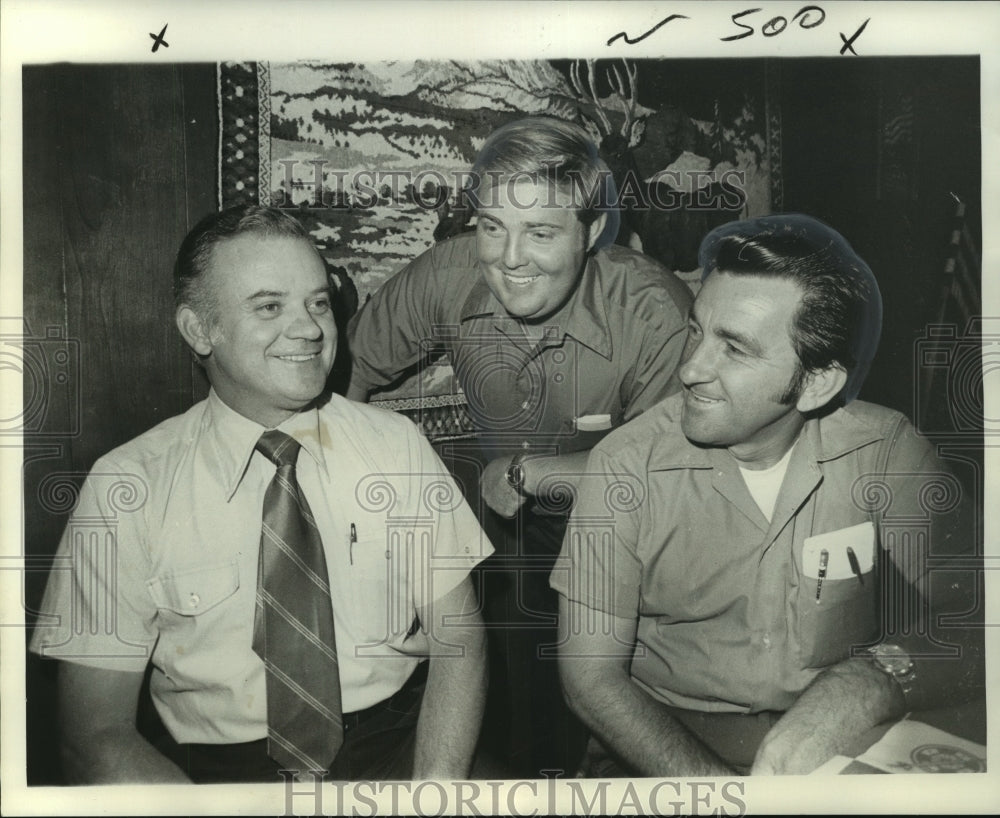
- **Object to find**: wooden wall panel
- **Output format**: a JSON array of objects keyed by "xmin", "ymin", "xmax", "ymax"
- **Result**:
[{"xmin": 22, "ymin": 62, "xmax": 217, "ymax": 784}]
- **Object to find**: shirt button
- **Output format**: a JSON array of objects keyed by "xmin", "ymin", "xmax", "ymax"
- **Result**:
[
  {"xmin": 762, "ymin": 632, "xmax": 772, "ymax": 648},
  {"xmin": 189, "ymin": 593, "xmax": 200, "ymax": 608}
]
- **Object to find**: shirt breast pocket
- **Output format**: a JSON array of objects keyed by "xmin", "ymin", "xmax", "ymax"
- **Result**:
[
  {"xmin": 146, "ymin": 560, "xmax": 245, "ymax": 685},
  {"xmin": 794, "ymin": 524, "xmax": 878, "ymax": 668},
  {"xmin": 147, "ymin": 560, "xmax": 241, "ymax": 617},
  {"xmin": 348, "ymin": 534, "xmax": 421, "ymax": 651}
]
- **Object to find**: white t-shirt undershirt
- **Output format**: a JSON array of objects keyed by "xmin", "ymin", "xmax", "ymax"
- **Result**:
[{"xmin": 738, "ymin": 440, "xmax": 798, "ymax": 522}]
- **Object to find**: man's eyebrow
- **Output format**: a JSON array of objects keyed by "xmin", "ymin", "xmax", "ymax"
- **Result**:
[
  {"xmin": 246, "ymin": 286, "xmax": 331, "ymax": 301},
  {"xmin": 477, "ymin": 212, "xmax": 564, "ymax": 230},
  {"xmin": 246, "ymin": 289, "xmax": 285, "ymax": 301},
  {"xmin": 715, "ymin": 326, "xmax": 763, "ymax": 355}
]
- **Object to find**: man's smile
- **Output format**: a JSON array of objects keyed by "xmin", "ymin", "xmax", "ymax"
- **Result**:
[
  {"xmin": 502, "ymin": 271, "xmax": 541, "ymax": 287},
  {"xmin": 274, "ymin": 351, "xmax": 322, "ymax": 363},
  {"xmin": 685, "ymin": 388, "xmax": 723, "ymax": 406}
]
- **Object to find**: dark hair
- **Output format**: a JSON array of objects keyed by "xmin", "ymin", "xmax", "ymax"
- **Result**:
[
  {"xmin": 173, "ymin": 205, "xmax": 313, "ymax": 317},
  {"xmin": 468, "ymin": 116, "xmax": 620, "ymax": 249},
  {"xmin": 698, "ymin": 214, "xmax": 882, "ymax": 404}
]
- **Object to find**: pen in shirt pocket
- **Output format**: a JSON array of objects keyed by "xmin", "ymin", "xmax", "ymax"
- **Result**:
[
  {"xmin": 846, "ymin": 546, "xmax": 864, "ymax": 586},
  {"xmin": 815, "ymin": 548, "xmax": 829, "ymax": 602},
  {"xmin": 349, "ymin": 522, "xmax": 357, "ymax": 565}
]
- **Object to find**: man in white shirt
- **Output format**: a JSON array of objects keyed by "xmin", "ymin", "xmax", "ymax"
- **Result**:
[{"xmin": 30, "ymin": 205, "xmax": 492, "ymax": 783}]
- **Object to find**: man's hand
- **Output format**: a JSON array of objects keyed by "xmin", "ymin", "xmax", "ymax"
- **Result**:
[
  {"xmin": 480, "ymin": 455, "xmax": 528, "ymax": 518},
  {"xmin": 751, "ymin": 658, "xmax": 905, "ymax": 775}
]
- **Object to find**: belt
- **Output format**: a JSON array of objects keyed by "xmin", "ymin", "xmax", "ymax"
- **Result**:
[{"xmin": 342, "ymin": 661, "xmax": 428, "ymax": 733}]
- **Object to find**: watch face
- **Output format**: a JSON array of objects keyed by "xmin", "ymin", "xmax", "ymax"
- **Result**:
[
  {"xmin": 874, "ymin": 643, "xmax": 914, "ymax": 677},
  {"xmin": 880, "ymin": 655, "xmax": 912, "ymax": 675}
]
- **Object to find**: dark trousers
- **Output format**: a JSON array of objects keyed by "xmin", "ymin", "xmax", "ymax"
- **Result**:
[
  {"xmin": 580, "ymin": 706, "xmax": 783, "ymax": 777},
  {"xmin": 476, "ymin": 505, "xmax": 588, "ymax": 778},
  {"xmin": 154, "ymin": 664, "xmax": 426, "ymax": 783}
]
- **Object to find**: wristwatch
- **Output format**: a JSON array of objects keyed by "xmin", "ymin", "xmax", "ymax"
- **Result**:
[
  {"xmin": 505, "ymin": 453, "xmax": 527, "ymax": 492},
  {"xmin": 868, "ymin": 643, "xmax": 916, "ymax": 695}
]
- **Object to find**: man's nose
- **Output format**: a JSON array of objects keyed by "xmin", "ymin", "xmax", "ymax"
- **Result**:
[
  {"xmin": 502, "ymin": 233, "xmax": 527, "ymax": 269},
  {"xmin": 287, "ymin": 308, "xmax": 324, "ymax": 339},
  {"xmin": 678, "ymin": 338, "xmax": 714, "ymax": 386}
]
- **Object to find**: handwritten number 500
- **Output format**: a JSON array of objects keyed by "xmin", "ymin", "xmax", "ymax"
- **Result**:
[{"xmin": 722, "ymin": 5, "xmax": 826, "ymax": 41}]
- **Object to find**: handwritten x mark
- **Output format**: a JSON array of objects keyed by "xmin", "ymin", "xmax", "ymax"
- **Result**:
[
  {"xmin": 839, "ymin": 18, "xmax": 870, "ymax": 55},
  {"xmin": 150, "ymin": 23, "xmax": 169, "ymax": 53}
]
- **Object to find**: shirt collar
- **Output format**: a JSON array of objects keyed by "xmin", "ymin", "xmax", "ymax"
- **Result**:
[
  {"xmin": 204, "ymin": 389, "xmax": 330, "ymax": 502},
  {"xmin": 458, "ymin": 255, "xmax": 613, "ymax": 359},
  {"xmin": 648, "ymin": 396, "xmax": 886, "ymax": 472},
  {"xmin": 647, "ymin": 395, "xmax": 715, "ymax": 471},
  {"xmin": 805, "ymin": 403, "xmax": 885, "ymax": 462}
]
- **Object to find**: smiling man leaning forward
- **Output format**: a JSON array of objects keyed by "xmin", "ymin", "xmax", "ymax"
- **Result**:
[
  {"xmin": 29, "ymin": 205, "xmax": 492, "ymax": 784},
  {"xmin": 346, "ymin": 117, "xmax": 693, "ymax": 775},
  {"xmin": 553, "ymin": 214, "xmax": 984, "ymax": 776}
]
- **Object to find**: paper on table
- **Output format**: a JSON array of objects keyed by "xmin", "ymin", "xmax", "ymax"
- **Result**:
[
  {"xmin": 810, "ymin": 755, "xmax": 856, "ymax": 774},
  {"xmin": 811, "ymin": 755, "xmax": 888, "ymax": 775},
  {"xmin": 855, "ymin": 718, "xmax": 987, "ymax": 773}
]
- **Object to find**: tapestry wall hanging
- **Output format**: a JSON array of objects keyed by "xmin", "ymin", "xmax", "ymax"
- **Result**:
[{"xmin": 219, "ymin": 59, "xmax": 780, "ymax": 438}]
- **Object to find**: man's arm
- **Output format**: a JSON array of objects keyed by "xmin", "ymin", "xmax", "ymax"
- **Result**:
[
  {"xmin": 856, "ymin": 418, "xmax": 984, "ymax": 713},
  {"xmin": 479, "ymin": 451, "xmax": 591, "ymax": 518},
  {"xmin": 412, "ymin": 576, "xmax": 487, "ymax": 779},
  {"xmin": 751, "ymin": 657, "xmax": 904, "ymax": 775},
  {"xmin": 755, "ymin": 417, "xmax": 984, "ymax": 775},
  {"xmin": 346, "ymin": 242, "xmax": 467, "ymax": 403},
  {"xmin": 557, "ymin": 596, "xmax": 734, "ymax": 777},
  {"xmin": 58, "ymin": 663, "xmax": 190, "ymax": 783}
]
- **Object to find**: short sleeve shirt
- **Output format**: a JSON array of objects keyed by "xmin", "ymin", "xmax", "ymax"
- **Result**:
[
  {"xmin": 550, "ymin": 394, "xmax": 973, "ymax": 713},
  {"xmin": 348, "ymin": 234, "xmax": 692, "ymax": 459},
  {"xmin": 30, "ymin": 391, "xmax": 493, "ymax": 743}
]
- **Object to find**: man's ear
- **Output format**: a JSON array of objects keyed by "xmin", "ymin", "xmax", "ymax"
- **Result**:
[
  {"xmin": 796, "ymin": 364, "xmax": 848, "ymax": 414},
  {"xmin": 585, "ymin": 212, "xmax": 608, "ymax": 253},
  {"xmin": 175, "ymin": 305, "xmax": 214, "ymax": 358}
]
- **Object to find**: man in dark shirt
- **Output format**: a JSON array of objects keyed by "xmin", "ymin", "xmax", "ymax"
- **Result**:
[{"xmin": 347, "ymin": 116, "xmax": 692, "ymax": 774}]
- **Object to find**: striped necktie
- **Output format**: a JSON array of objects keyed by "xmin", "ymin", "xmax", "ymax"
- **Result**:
[{"xmin": 253, "ymin": 430, "xmax": 343, "ymax": 773}]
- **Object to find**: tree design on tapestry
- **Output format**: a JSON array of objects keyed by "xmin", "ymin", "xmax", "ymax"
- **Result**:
[{"xmin": 219, "ymin": 59, "xmax": 776, "ymax": 432}]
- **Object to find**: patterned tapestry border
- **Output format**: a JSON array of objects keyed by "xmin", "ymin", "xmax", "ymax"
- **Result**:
[
  {"xmin": 218, "ymin": 62, "xmax": 262, "ymax": 207},
  {"xmin": 372, "ymin": 395, "xmax": 479, "ymax": 441},
  {"xmin": 765, "ymin": 60, "xmax": 783, "ymax": 213}
]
